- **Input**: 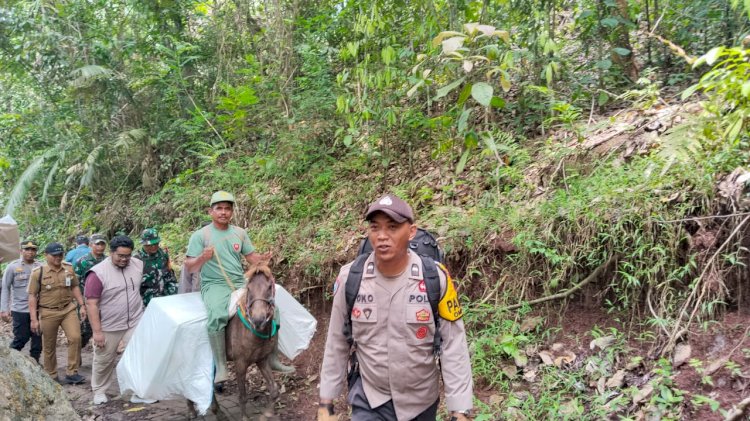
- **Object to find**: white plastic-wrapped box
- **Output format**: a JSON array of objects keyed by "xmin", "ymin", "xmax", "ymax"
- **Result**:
[
  {"xmin": 117, "ymin": 292, "xmax": 214, "ymax": 414},
  {"xmin": 117, "ymin": 285, "xmax": 317, "ymax": 415},
  {"xmin": 274, "ymin": 284, "xmax": 318, "ymax": 360}
]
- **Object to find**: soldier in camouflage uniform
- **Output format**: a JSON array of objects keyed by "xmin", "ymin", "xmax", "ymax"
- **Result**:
[
  {"xmin": 73, "ymin": 233, "xmax": 108, "ymax": 349},
  {"xmin": 134, "ymin": 228, "xmax": 177, "ymax": 306}
]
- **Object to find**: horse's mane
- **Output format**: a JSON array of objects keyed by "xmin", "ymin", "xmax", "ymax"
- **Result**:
[{"xmin": 245, "ymin": 262, "xmax": 273, "ymax": 282}]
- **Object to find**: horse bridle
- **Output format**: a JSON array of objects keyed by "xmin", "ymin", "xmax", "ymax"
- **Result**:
[{"xmin": 244, "ymin": 276, "xmax": 276, "ymax": 329}]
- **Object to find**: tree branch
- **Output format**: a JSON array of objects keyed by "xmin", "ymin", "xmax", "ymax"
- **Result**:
[
  {"xmin": 500, "ymin": 255, "xmax": 617, "ymax": 312},
  {"xmin": 725, "ymin": 396, "xmax": 750, "ymax": 421}
]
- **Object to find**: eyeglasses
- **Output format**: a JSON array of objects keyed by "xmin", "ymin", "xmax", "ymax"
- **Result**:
[{"xmin": 114, "ymin": 253, "xmax": 132, "ymax": 259}]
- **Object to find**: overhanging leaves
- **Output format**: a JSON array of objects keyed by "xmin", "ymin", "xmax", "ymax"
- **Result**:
[
  {"xmin": 434, "ymin": 77, "xmax": 466, "ymax": 100},
  {"xmin": 471, "ymin": 82, "xmax": 494, "ymax": 106}
]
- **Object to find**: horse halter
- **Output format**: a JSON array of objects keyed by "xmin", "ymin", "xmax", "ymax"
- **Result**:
[{"xmin": 243, "ymin": 275, "xmax": 276, "ymax": 328}]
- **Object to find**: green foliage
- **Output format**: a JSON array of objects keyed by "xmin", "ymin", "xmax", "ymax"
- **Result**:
[
  {"xmin": 0, "ymin": 4, "xmax": 748, "ymax": 414},
  {"xmin": 685, "ymin": 46, "xmax": 750, "ymax": 144},
  {"xmin": 464, "ymin": 303, "xmax": 532, "ymax": 387}
]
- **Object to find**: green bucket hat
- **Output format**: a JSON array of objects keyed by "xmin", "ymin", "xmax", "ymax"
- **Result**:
[{"xmin": 140, "ymin": 228, "xmax": 161, "ymax": 245}]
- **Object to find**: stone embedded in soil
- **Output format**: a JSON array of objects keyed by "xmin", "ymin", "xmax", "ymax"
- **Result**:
[
  {"xmin": 606, "ymin": 369, "xmax": 626, "ymax": 389},
  {"xmin": 632, "ymin": 382, "xmax": 654, "ymax": 405},
  {"xmin": 672, "ymin": 343, "xmax": 692, "ymax": 368},
  {"xmin": 590, "ymin": 335, "xmax": 616, "ymax": 351},
  {"xmin": 538, "ymin": 350, "xmax": 554, "ymax": 366}
]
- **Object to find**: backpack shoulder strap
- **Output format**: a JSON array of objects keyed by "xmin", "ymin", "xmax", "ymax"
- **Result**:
[
  {"xmin": 419, "ymin": 255, "xmax": 443, "ymax": 357},
  {"xmin": 343, "ymin": 253, "xmax": 370, "ymax": 347}
]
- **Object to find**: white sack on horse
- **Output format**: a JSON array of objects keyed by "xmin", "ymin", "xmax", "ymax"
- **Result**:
[
  {"xmin": 228, "ymin": 283, "xmax": 317, "ymax": 360},
  {"xmin": 117, "ymin": 293, "xmax": 213, "ymax": 415}
]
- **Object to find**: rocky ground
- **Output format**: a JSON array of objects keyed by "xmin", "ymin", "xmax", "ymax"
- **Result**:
[{"xmin": 0, "ymin": 310, "xmax": 329, "ymax": 421}]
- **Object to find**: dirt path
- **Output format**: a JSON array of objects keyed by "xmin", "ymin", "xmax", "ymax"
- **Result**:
[{"xmin": 1, "ymin": 305, "xmax": 331, "ymax": 421}]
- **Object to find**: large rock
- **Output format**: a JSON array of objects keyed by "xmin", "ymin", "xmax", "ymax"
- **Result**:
[{"xmin": 0, "ymin": 342, "xmax": 79, "ymax": 420}]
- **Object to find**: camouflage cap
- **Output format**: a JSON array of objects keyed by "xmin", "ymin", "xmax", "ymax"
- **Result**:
[
  {"xmin": 210, "ymin": 191, "xmax": 235, "ymax": 206},
  {"xmin": 45, "ymin": 242, "xmax": 65, "ymax": 256},
  {"xmin": 365, "ymin": 194, "xmax": 415, "ymax": 224},
  {"xmin": 20, "ymin": 240, "xmax": 38, "ymax": 249},
  {"xmin": 140, "ymin": 228, "xmax": 161, "ymax": 245},
  {"xmin": 90, "ymin": 233, "xmax": 107, "ymax": 244}
]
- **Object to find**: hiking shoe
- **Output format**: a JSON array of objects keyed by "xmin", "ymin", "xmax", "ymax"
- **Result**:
[
  {"xmin": 93, "ymin": 393, "xmax": 108, "ymax": 405},
  {"xmin": 130, "ymin": 395, "xmax": 157, "ymax": 404},
  {"xmin": 63, "ymin": 374, "xmax": 86, "ymax": 385}
]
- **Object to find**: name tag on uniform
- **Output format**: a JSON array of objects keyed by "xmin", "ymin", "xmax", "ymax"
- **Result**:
[{"xmin": 65, "ymin": 276, "xmax": 71, "ymax": 287}]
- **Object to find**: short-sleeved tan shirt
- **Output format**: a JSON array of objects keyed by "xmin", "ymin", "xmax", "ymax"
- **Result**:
[{"xmin": 27, "ymin": 262, "xmax": 79, "ymax": 310}]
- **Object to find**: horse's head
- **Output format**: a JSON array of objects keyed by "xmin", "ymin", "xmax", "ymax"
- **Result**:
[{"xmin": 243, "ymin": 262, "xmax": 276, "ymax": 332}]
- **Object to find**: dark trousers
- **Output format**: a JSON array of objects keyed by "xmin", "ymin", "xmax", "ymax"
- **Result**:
[
  {"xmin": 348, "ymin": 377, "xmax": 439, "ymax": 421},
  {"xmin": 10, "ymin": 311, "xmax": 42, "ymax": 361}
]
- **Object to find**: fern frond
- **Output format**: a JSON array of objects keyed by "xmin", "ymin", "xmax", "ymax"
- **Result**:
[
  {"xmin": 80, "ymin": 145, "xmax": 103, "ymax": 188},
  {"xmin": 4, "ymin": 154, "xmax": 48, "ymax": 216},
  {"xmin": 66, "ymin": 163, "xmax": 84, "ymax": 175},
  {"xmin": 115, "ymin": 128, "xmax": 147, "ymax": 149},
  {"xmin": 69, "ymin": 64, "xmax": 114, "ymax": 88},
  {"xmin": 657, "ymin": 121, "xmax": 703, "ymax": 175},
  {"xmin": 42, "ymin": 159, "xmax": 60, "ymax": 203}
]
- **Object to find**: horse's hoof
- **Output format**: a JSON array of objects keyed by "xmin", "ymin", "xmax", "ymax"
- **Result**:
[{"xmin": 214, "ymin": 381, "xmax": 225, "ymax": 394}]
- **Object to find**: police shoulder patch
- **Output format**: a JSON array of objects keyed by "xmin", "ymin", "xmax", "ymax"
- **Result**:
[
  {"xmin": 437, "ymin": 263, "xmax": 463, "ymax": 321},
  {"xmin": 332, "ymin": 275, "xmax": 341, "ymax": 296}
]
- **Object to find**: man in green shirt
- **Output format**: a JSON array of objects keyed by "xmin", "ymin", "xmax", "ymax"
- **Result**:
[
  {"xmin": 184, "ymin": 191, "xmax": 292, "ymax": 387},
  {"xmin": 134, "ymin": 228, "xmax": 178, "ymax": 307},
  {"xmin": 73, "ymin": 233, "xmax": 107, "ymax": 352}
]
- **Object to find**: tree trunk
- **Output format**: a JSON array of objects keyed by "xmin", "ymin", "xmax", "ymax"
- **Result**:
[{"xmin": 612, "ymin": 0, "xmax": 639, "ymax": 81}]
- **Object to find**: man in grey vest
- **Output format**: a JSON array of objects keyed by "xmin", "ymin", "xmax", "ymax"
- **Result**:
[
  {"xmin": 0, "ymin": 240, "xmax": 42, "ymax": 362},
  {"xmin": 84, "ymin": 235, "xmax": 144, "ymax": 405}
]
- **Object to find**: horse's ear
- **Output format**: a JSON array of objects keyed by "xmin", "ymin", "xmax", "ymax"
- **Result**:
[{"xmin": 258, "ymin": 251, "xmax": 273, "ymax": 265}]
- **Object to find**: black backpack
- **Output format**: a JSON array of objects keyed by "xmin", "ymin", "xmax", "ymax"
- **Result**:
[{"xmin": 343, "ymin": 228, "xmax": 445, "ymax": 357}]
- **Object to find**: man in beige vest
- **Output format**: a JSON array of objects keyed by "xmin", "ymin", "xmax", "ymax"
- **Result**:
[{"xmin": 84, "ymin": 235, "xmax": 144, "ymax": 405}]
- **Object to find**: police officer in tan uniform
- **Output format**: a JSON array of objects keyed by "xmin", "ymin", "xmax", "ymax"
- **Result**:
[
  {"xmin": 318, "ymin": 194, "xmax": 473, "ymax": 421},
  {"xmin": 28, "ymin": 242, "xmax": 87, "ymax": 384}
]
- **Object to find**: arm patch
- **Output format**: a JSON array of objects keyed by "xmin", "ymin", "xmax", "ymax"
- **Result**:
[{"xmin": 437, "ymin": 264, "xmax": 463, "ymax": 321}]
